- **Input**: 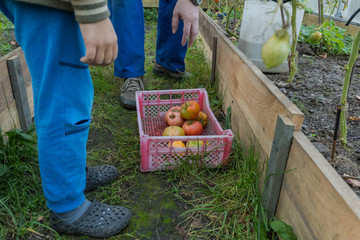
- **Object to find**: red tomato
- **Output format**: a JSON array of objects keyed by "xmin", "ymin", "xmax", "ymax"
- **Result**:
[
  {"xmin": 182, "ymin": 120, "xmax": 203, "ymax": 136},
  {"xmin": 164, "ymin": 106, "xmax": 184, "ymax": 127},
  {"xmin": 180, "ymin": 101, "xmax": 201, "ymax": 120},
  {"xmin": 163, "ymin": 126, "xmax": 185, "ymax": 136}
]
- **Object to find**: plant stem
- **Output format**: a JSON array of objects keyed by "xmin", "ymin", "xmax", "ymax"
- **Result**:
[
  {"xmin": 225, "ymin": 0, "xmax": 241, "ymax": 39},
  {"xmin": 318, "ymin": 0, "xmax": 324, "ymax": 24},
  {"xmin": 339, "ymin": 29, "xmax": 360, "ymax": 147},
  {"xmin": 287, "ymin": 0, "xmax": 298, "ymax": 83}
]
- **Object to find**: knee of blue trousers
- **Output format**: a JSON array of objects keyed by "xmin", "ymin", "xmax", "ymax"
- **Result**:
[{"xmin": 108, "ymin": 0, "xmax": 145, "ymax": 78}]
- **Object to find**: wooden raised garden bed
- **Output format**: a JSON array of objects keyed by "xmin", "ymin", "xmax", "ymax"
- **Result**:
[
  {"xmin": 198, "ymin": 9, "xmax": 360, "ymax": 239},
  {"xmin": 0, "ymin": 47, "xmax": 34, "ymax": 133}
]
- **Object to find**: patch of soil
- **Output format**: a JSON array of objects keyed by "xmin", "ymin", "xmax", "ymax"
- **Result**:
[
  {"xmin": 266, "ymin": 47, "xmax": 360, "ymax": 196},
  {"xmin": 215, "ymin": 16, "xmax": 360, "ymax": 196}
]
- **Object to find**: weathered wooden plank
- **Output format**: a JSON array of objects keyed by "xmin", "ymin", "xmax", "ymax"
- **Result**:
[
  {"xmin": 303, "ymin": 12, "xmax": 359, "ymax": 37},
  {"xmin": 7, "ymin": 56, "xmax": 32, "ymax": 131},
  {"xmin": 277, "ymin": 132, "xmax": 360, "ymax": 239},
  {"xmin": 262, "ymin": 114, "xmax": 294, "ymax": 219},
  {"xmin": 0, "ymin": 58, "xmax": 15, "ymax": 113},
  {"xmin": 0, "ymin": 47, "xmax": 34, "ymax": 133},
  {"xmin": 142, "ymin": 0, "xmax": 158, "ymax": 7},
  {"xmin": 0, "ymin": 101, "xmax": 20, "ymax": 133}
]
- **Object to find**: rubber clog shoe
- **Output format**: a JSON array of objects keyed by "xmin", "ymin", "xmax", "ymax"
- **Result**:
[
  {"xmin": 84, "ymin": 165, "xmax": 119, "ymax": 192},
  {"xmin": 50, "ymin": 200, "xmax": 131, "ymax": 238}
]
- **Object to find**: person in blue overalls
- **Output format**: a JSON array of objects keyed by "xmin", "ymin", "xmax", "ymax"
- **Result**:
[
  {"xmin": 0, "ymin": 0, "xmax": 130, "ymax": 237},
  {"xmin": 108, "ymin": 0, "xmax": 202, "ymax": 110}
]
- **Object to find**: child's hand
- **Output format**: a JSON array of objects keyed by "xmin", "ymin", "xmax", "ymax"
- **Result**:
[{"xmin": 79, "ymin": 18, "xmax": 118, "ymax": 65}]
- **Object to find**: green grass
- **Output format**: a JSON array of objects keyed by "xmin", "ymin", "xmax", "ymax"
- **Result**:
[
  {"xmin": 0, "ymin": 9, "xmax": 290, "ymax": 239},
  {"xmin": 0, "ymin": 13, "xmax": 15, "ymax": 56}
]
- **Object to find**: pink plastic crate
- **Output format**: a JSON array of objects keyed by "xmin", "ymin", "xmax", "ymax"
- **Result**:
[{"xmin": 136, "ymin": 88, "xmax": 233, "ymax": 172}]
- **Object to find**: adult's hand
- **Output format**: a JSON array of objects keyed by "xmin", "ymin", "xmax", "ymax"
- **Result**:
[
  {"xmin": 79, "ymin": 18, "xmax": 118, "ymax": 65},
  {"xmin": 172, "ymin": 0, "xmax": 199, "ymax": 47}
]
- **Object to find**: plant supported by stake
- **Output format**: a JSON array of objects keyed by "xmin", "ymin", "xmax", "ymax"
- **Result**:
[
  {"xmin": 287, "ymin": 0, "xmax": 300, "ymax": 83},
  {"xmin": 338, "ymin": 10, "xmax": 360, "ymax": 148}
]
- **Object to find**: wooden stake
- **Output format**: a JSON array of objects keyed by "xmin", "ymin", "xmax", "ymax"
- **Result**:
[
  {"xmin": 211, "ymin": 36, "xmax": 218, "ymax": 86},
  {"xmin": 262, "ymin": 114, "xmax": 294, "ymax": 219},
  {"xmin": 331, "ymin": 105, "xmax": 342, "ymax": 160},
  {"xmin": 7, "ymin": 56, "xmax": 32, "ymax": 131}
]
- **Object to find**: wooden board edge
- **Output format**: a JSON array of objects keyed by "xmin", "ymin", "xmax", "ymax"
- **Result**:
[
  {"xmin": 0, "ymin": 101, "xmax": 20, "ymax": 133},
  {"xmin": 0, "ymin": 47, "xmax": 23, "ymax": 62},
  {"xmin": 292, "ymin": 131, "xmax": 360, "ymax": 216},
  {"xmin": 303, "ymin": 13, "xmax": 359, "ymax": 37},
  {"xmin": 276, "ymin": 131, "xmax": 360, "ymax": 239}
]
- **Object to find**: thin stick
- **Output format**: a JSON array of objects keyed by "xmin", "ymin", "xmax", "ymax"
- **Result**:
[
  {"xmin": 211, "ymin": 37, "xmax": 218, "ymax": 86},
  {"xmin": 318, "ymin": 0, "xmax": 324, "ymax": 24},
  {"xmin": 233, "ymin": 5, "xmax": 236, "ymax": 30},
  {"xmin": 331, "ymin": 105, "xmax": 342, "ymax": 160},
  {"xmin": 280, "ymin": 4, "xmax": 291, "ymax": 73},
  {"xmin": 280, "ymin": 4, "xmax": 286, "ymax": 29},
  {"xmin": 342, "ymin": 175, "xmax": 360, "ymax": 181}
]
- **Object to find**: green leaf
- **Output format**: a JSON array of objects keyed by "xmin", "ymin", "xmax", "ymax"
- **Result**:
[
  {"xmin": 0, "ymin": 128, "xmax": 3, "ymax": 146},
  {"xmin": 270, "ymin": 220, "xmax": 298, "ymax": 240},
  {"xmin": 0, "ymin": 164, "xmax": 8, "ymax": 177},
  {"xmin": 19, "ymin": 133, "xmax": 33, "ymax": 141}
]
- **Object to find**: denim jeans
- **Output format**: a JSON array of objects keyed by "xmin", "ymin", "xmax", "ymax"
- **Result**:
[{"xmin": 108, "ymin": 0, "xmax": 188, "ymax": 77}]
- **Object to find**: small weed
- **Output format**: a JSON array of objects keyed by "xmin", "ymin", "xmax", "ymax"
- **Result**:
[
  {"xmin": 144, "ymin": 8, "xmax": 158, "ymax": 23},
  {"xmin": 290, "ymin": 93, "xmax": 307, "ymax": 114}
]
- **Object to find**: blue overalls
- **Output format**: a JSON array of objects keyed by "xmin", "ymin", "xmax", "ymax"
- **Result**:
[
  {"xmin": 0, "ymin": 1, "xmax": 92, "ymax": 213},
  {"xmin": 108, "ymin": 0, "xmax": 188, "ymax": 78}
]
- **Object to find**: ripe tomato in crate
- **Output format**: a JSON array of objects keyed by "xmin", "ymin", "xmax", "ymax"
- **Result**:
[{"xmin": 135, "ymin": 88, "xmax": 233, "ymax": 172}]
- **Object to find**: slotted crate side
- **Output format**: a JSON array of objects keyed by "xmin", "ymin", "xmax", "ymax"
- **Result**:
[{"xmin": 138, "ymin": 89, "xmax": 204, "ymax": 118}]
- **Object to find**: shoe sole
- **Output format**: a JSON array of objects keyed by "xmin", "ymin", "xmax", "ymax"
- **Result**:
[
  {"xmin": 153, "ymin": 68, "xmax": 183, "ymax": 81},
  {"xmin": 120, "ymin": 96, "xmax": 137, "ymax": 110}
]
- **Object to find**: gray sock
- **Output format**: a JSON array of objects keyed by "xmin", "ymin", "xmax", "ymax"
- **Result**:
[{"xmin": 53, "ymin": 199, "xmax": 91, "ymax": 224}]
